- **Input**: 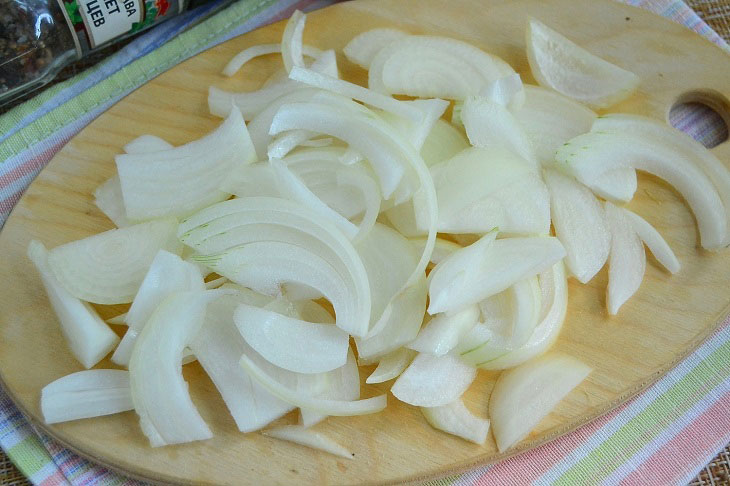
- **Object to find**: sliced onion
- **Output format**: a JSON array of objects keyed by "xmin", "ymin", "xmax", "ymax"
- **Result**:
[
  {"xmin": 544, "ymin": 169, "xmax": 610, "ymax": 283},
  {"xmin": 377, "ymin": 98, "xmax": 450, "ymax": 151},
  {"xmin": 41, "ymin": 370, "xmax": 132, "ymax": 424},
  {"xmin": 189, "ymin": 292, "xmax": 296, "ymax": 432},
  {"xmin": 408, "ymin": 305, "xmax": 479, "ymax": 356},
  {"xmin": 421, "ymin": 399, "xmax": 489, "ymax": 445},
  {"xmin": 368, "ymin": 35, "xmax": 516, "ymax": 99},
  {"xmin": 343, "ymin": 28, "xmax": 409, "ymax": 69},
  {"xmin": 46, "ymin": 218, "xmax": 181, "ymax": 305},
  {"xmin": 93, "ymin": 176, "xmax": 130, "ymax": 228},
  {"xmin": 391, "ymin": 353, "xmax": 476, "ymax": 408},
  {"xmin": 234, "ymin": 303, "xmax": 349, "ymax": 374},
  {"xmin": 420, "ymin": 119, "xmax": 469, "ymax": 168},
  {"xmin": 268, "ymin": 129, "xmax": 319, "ymax": 159},
  {"xmin": 239, "ymin": 353, "xmax": 386, "ymax": 416},
  {"xmin": 478, "ymin": 262, "xmax": 567, "ymax": 370},
  {"xmin": 288, "ymin": 66, "xmax": 424, "ymax": 122},
  {"xmin": 526, "ymin": 19, "xmax": 639, "ymax": 108},
  {"xmin": 28, "ymin": 242, "xmax": 119, "ymax": 369},
  {"xmin": 366, "ymin": 348, "xmax": 416, "ymax": 384},
  {"xmin": 431, "ymin": 147, "xmax": 550, "ymax": 235},
  {"xmin": 461, "ymin": 95, "xmax": 537, "ymax": 169},
  {"xmin": 112, "ymin": 250, "xmax": 204, "ymax": 366},
  {"xmin": 281, "ymin": 10, "xmax": 306, "ymax": 73},
  {"xmin": 300, "ymin": 348, "xmax": 360, "ymax": 427},
  {"xmin": 489, "ymin": 352, "xmax": 591, "ymax": 452},
  {"xmin": 622, "ymin": 208, "xmax": 680, "ymax": 274},
  {"xmin": 409, "ymin": 237, "xmax": 461, "ymax": 265},
  {"xmin": 263, "ymin": 426, "xmax": 354, "ymax": 458},
  {"xmin": 605, "ymin": 202, "xmax": 646, "ymax": 315},
  {"xmin": 428, "ymin": 232, "xmax": 565, "ymax": 314},
  {"xmin": 220, "ymin": 162, "xmax": 279, "ymax": 198},
  {"xmin": 594, "ymin": 113, "xmax": 730, "ymax": 243},
  {"xmin": 223, "ymin": 43, "xmax": 321, "ymax": 77},
  {"xmin": 129, "ymin": 290, "xmax": 230, "ymax": 446},
  {"xmin": 116, "ymin": 107, "xmax": 256, "ymax": 220},
  {"xmin": 123, "ymin": 134, "xmax": 173, "ymax": 154},
  {"xmin": 590, "ymin": 167, "xmax": 638, "ymax": 203},
  {"xmin": 479, "ymin": 73, "xmax": 525, "ymax": 110},
  {"xmin": 556, "ymin": 130, "xmax": 728, "ymax": 249},
  {"xmin": 512, "ymin": 85, "xmax": 596, "ymax": 167}
]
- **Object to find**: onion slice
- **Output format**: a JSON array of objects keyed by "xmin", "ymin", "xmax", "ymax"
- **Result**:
[
  {"xmin": 489, "ymin": 352, "xmax": 591, "ymax": 452},
  {"xmin": 263, "ymin": 426, "xmax": 354, "ymax": 459},
  {"xmin": 129, "ymin": 290, "xmax": 231, "ymax": 446},
  {"xmin": 605, "ymin": 202, "xmax": 646, "ymax": 315},
  {"xmin": 46, "ymin": 218, "xmax": 181, "ymax": 305},
  {"xmin": 408, "ymin": 306, "xmax": 480, "ymax": 356},
  {"xmin": 223, "ymin": 43, "xmax": 321, "ymax": 77},
  {"xmin": 420, "ymin": 119, "xmax": 470, "ymax": 168},
  {"xmin": 41, "ymin": 370, "xmax": 133, "ymax": 424},
  {"xmin": 239, "ymin": 354, "xmax": 386, "ymax": 416},
  {"xmin": 343, "ymin": 28, "xmax": 409, "ymax": 69},
  {"xmin": 391, "ymin": 353, "xmax": 476, "ymax": 408},
  {"xmin": 366, "ymin": 348, "xmax": 416, "ymax": 384},
  {"xmin": 123, "ymin": 134, "xmax": 173, "ymax": 154},
  {"xmin": 281, "ymin": 10, "xmax": 306, "ymax": 73},
  {"xmin": 421, "ymin": 399, "xmax": 490, "ymax": 445},
  {"xmin": 622, "ymin": 208, "xmax": 680, "ymax": 274}
]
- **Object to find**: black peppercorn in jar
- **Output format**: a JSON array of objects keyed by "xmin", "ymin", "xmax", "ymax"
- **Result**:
[{"xmin": 0, "ymin": 0, "xmax": 224, "ymax": 106}]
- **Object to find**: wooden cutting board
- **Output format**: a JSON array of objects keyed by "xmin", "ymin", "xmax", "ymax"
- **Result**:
[{"xmin": 2, "ymin": 0, "xmax": 730, "ymax": 484}]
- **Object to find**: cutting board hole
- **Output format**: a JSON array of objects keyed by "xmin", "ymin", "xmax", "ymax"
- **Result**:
[{"xmin": 669, "ymin": 91, "xmax": 729, "ymax": 148}]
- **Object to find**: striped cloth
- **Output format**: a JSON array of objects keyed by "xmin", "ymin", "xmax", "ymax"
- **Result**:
[{"xmin": 0, "ymin": 0, "xmax": 728, "ymax": 485}]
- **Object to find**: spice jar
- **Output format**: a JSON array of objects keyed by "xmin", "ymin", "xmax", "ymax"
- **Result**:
[{"xmin": 0, "ymin": 0, "xmax": 223, "ymax": 106}]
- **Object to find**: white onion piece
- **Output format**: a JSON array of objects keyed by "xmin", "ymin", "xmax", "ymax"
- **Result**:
[
  {"xmin": 281, "ymin": 10, "xmax": 306, "ymax": 73},
  {"xmin": 590, "ymin": 168, "xmax": 638, "ymax": 203},
  {"xmin": 622, "ymin": 208, "xmax": 680, "ymax": 274},
  {"xmin": 489, "ymin": 352, "xmax": 591, "ymax": 452},
  {"xmin": 594, "ymin": 113, "xmax": 730, "ymax": 242},
  {"xmin": 221, "ymin": 163, "xmax": 280, "ymax": 198},
  {"xmin": 93, "ymin": 176, "xmax": 130, "ymax": 228},
  {"xmin": 209, "ymin": 50, "xmax": 338, "ymax": 119},
  {"xmin": 429, "ymin": 233, "xmax": 565, "ymax": 314},
  {"xmin": 270, "ymin": 101, "xmax": 438, "ymax": 289},
  {"xmin": 223, "ymin": 43, "xmax": 321, "ymax": 77},
  {"xmin": 431, "ymin": 147, "xmax": 550, "ymax": 235},
  {"xmin": 28, "ymin": 240, "xmax": 119, "ymax": 368},
  {"xmin": 544, "ymin": 169, "xmax": 610, "ymax": 283},
  {"xmin": 512, "ymin": 85, "xmax": 596, "ymax": 167},
  {"xmin": 409, "ymin": 237, "xmax": 460, "ymax": 265},
  {"xmin": 605, "ymin": 202, "xmax": 646, "ymax": 315},
  {"xmin": 421, "ymin": 399, "xmax": 490, "ymax": 445},
  {"xmin": 408, "ymin": 306, "xmax": 479, "ymax": 356},
  {"xmin": 234, "ymin": 304, "xmax": 349, "ymax": 374},
  {"xmin": 289, "ymin": 66, "xmax": 424, "ymax": 122},
  {"xmin": 240, "ymin": 354, "xmax": 386, "ymax": 416},
  {"xmin": 462, "ymin": 96, "xmax": 537, "ymax": 169},
  {"xmin": 116, "ymin": 107, "xmax": 256, "ymax": 220},
  {"xmin": 300, "ymin": 348, "xmax": 360, "ymax": 427},
  {"xmin": 355, "ymin": 223, "xmax": 419, "ymax": 332},
  {"xmin": 420, "ymin": 119, "xmax": 469, "ymax": 168},
  {"xmin": 47, "ymin": 218, "xmax": 180, "ymax": 305},
  {"xmin": 268, "ymin": 129, "xmax": 319, "ymax": 159},
  {"xmin": 189, "ymin": 292, "xmax": 295, "ymax": 432},
  {"xmin": 112, "ymin": 250, "xmax": 204, "ymax": 366},
  {"xmin": 123, "ymin": 134, "xmax": 173, "ymax": 154},
  {"xmin": 41, "ymin": 370, "xmax": 132, "ymax": 424},
  {"xmin": 478, "ymin": 262, "xmax": 567, "ymax": 370},
  {"xmin": 526, "ymin": 19, "xmax": 639, "ymax": 108},
  {"xmin": 557, "ymin": 131, "xmax": 727, "ymax": 249},
  {"xmin": 263, "ymin": 426, "xmax": 354, "ymax": 459},
  {"xmin": 343, "ymin": 28, "xmax": 409, "ymax": 69},
  {"xmin": 391, "ymin": 353, "xmax": 476, "ymax": 408},
  {"xmin": 270, "ymin": 158, "xmax": 359, "ymax": 240},
  {"xmin": 377, "ymin": 98, "xmax": 450, "ymax": 151},
  {"xmin": 354, "ymin": 277, "xmax": 427, "ymax": 360},
  {"xmin": 480, "ymin": 73, "xmax": 525, "ymax": 110},
  {"xmin": 130, "ymin": 290, "xmax": 230, "ymax": 446},
  {"xmin": 366, "ymin": 348, "xmax": 416, "ymax": 384},
  {"xmin": 295, "ymin": 300, "xmax": 335, "ymax": 324},
  {"xmin": 368, "ymin": 35, "xmax": 516, "ymax": 99}
]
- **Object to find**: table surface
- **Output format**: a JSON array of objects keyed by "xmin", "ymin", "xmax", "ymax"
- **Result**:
[{"xmin": 1, "ymin": 0, "xmax": 730, "ymax": 485}]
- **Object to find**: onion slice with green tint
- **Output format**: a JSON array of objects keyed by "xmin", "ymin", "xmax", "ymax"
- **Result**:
[{"xmin": 47, "ymin": 218, "xmax": 181, "ymax": 305}]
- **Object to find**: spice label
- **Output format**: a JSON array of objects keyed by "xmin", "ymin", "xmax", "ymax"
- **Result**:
[{"xmin": 59, "ymin": 0, "xmax": 182, "ymax": 53}]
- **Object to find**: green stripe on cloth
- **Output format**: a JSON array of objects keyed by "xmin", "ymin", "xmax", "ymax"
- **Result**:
[
  {"xmin": 554, "ymin": 339, "xmax": 730, "ymax": 484},
  {"xmin": 7, "ymin": 435, "xmax": 56, "ymax": 477},
  {"xmin": 0, "ymin": 0, "xmax": 276, "ymax": 163}
]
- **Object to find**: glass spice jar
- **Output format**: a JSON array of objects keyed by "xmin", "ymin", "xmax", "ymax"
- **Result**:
[{"xmin": 0, "ymin": 0, "xmax": 222, "ymax": 106}]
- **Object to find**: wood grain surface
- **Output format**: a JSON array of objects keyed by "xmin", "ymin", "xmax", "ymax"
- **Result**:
[{"xmin": 2, "ymin": 0, "xmax": 730, "ymax": 484}]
